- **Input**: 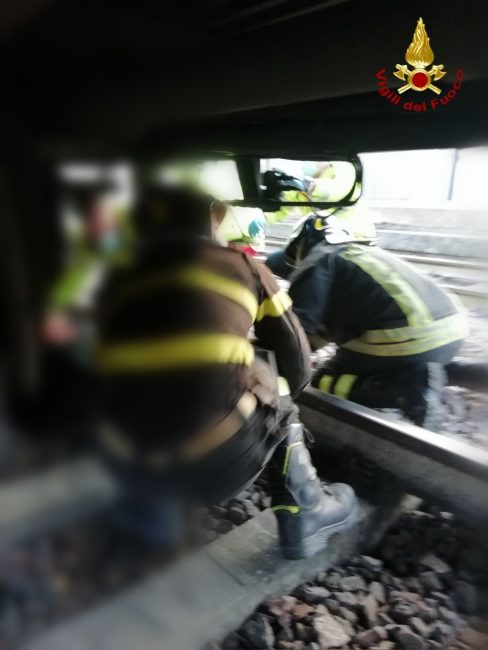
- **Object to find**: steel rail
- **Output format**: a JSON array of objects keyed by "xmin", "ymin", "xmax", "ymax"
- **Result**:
[{"xmin": 297, "ymin": 387, "xmax": 488, "ymax": 525}]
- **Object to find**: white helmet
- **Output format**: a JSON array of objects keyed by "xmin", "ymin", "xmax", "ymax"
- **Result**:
[
  {"xmin": 315, "ymin": 207, "xmax": 377, "ymax": 245},
  {"xmin": 284, "ymin": 206, "xmax": 377, "ymax": 267}
]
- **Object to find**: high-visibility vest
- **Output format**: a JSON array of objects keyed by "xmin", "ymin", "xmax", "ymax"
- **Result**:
[
  {"xmin": 291, "ymin": 243, "xmax": 468, "ymax": 357},
  {"xmin": 48, "ymin": 237, "xmax": 130, "ymax": 312}
]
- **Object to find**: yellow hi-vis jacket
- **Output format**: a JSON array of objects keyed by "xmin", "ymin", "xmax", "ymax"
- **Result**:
[{"xmin": 289, "ymin": 243, "xmax": 468, "ymax": 358}]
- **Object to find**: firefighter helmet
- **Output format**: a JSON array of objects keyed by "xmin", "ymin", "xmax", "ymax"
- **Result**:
[{"xmin": 284, "ymin": 207, "xmax": 377, "ymax": 267}]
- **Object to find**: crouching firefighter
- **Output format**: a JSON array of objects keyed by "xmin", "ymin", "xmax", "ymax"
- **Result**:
[
  {"xmin": 94, "ymin": 185, "xmax": 358, "ymax": 560},
  {"xmin": 267, "ymin": 208, "xmax": 469, "ymax": 430}
]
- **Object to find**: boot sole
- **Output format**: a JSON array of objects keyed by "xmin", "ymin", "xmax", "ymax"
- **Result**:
[{"xmin": 281, "ymin": 497, "xmax": 360, "ymax": 560}]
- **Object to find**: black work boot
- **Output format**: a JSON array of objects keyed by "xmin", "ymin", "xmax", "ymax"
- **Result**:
[
  {"xmin": 269, "ymin": 423, "xmax": 359, "ymax": 560},
  {"xmin": 349, "ymin": 362, "xmax": 447, "ymax": 430}
]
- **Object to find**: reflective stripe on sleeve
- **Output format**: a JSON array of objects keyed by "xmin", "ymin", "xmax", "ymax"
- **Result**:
[
  {"xmin": 97, "ymin": 334, "xmax": 255, "ymax": 373},
  {"xmin": 255, "ymin": 289, "xmax": 292, "ymax": 321}
]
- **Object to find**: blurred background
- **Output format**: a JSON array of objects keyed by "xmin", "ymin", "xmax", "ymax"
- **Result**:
[{"xmin": 0, "ymin": 1, "xmax": 488, "ymax": 649}]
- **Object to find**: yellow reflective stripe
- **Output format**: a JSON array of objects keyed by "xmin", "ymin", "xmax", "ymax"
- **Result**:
[
  {"xmin": 334, "ymin": 374, "xmax": 357, "ymax": 399},
  {"xmin": 97, "ymin": 334, "xmax": 255, "ymax": 373},
  {"xmin": 105, "ymin": 267, "xmax": 259, "ymax": 320},
  {"xmin": 340, "ymin": 247, "xmax": 432, "ymax": 328},
  {"xmin": 177, "ymin": 268, "xmax": 258, "ymax": 319},
  {"xmin": 277, "ymin": 376, "xmax": 291, "ymax": 396},
  {"xmin": 272, "ymin": 505, "xmax": 300, "ymax": 514},
  {"xmin": 256, "ymin": 289, "xmax": 292, "ymax": 321},
  {"xmin": 358, "ymin": 312, "xmax": 466, "ymax": 344},
  {"xmin": 342, "ymin": 312, "xmax": 469, "ymax": 357},
  {"xmin": 318, "ymin": 374, "xmax": 334, "ymax": 393},
  {"xmin": 282, "ymin": 442, "xmax": 301, "ymax": 475}
]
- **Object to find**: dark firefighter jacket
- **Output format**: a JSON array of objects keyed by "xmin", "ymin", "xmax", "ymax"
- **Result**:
[
  {"xmin": 95, "ymin": 237, "xmax": 311, "ymax": 448},
  {"xmin": 288, "ymin": 243, "xmax": 468, "ymax": 357}
]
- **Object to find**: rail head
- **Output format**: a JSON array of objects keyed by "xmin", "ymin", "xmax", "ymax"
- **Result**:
[{"xmin": 298, "ymin": 387, "xmax": 488, "ymax": 483}]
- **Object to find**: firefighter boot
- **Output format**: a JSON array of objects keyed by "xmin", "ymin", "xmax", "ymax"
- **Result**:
[
  {"xmin": 269, "ymin": 423, "xmax": 359, "ymax": 560},
  {"xmin": 349, "ymin": 362, "xmax": 447, "ymax": 430}
]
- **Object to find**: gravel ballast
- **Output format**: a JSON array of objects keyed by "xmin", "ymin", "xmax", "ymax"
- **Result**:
[{"xmin": 215, "ymin": 508, "xmax": 488, "ymax": 650}]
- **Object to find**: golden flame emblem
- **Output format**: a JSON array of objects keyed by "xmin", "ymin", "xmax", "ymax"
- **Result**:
[
  {"xmin": 394, "ymin": 18, "xmax": 446, "ymax": 94},
  {"xmin": 405, "ymin": 18, "xmax": 434, "ymax": 68}
]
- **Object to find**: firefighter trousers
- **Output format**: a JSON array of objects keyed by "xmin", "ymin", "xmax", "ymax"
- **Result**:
[{"xmin": 312, "ymin": 340, "xmax": 462, "ymax": 406}]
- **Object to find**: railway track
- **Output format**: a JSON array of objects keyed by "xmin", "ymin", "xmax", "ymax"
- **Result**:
[
  {"xmin": 0, "ymin": 386, "xmax": 482, "ymax": 649},
  {"xmin": 3, "ymin": 385, "xmax": 484, "ymax": 551},
  {"xmin": 298, "ymin": 388, "xmax": 488, "ymax": 526}
]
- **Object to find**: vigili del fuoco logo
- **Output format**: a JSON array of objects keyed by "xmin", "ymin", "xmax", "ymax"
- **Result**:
[{"xmin": 376, "ymin": 17, "xmax": 464, "ymax": 112}]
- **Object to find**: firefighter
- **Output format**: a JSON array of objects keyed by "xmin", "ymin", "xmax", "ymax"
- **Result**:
[
  {"xmin": 43, "ymin": 189, "xmax": 125, "ymax": 345},
  {"xmin": 35, "ymin": 189, "xmax": 127, "ymax": 436},
  {"xmin": 267, "ymin": 208, "xmax": 469, "ymax": 429},
  {"xmin": 94, "ymin": 185, "xmax": 358, "ymax": 560}
]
